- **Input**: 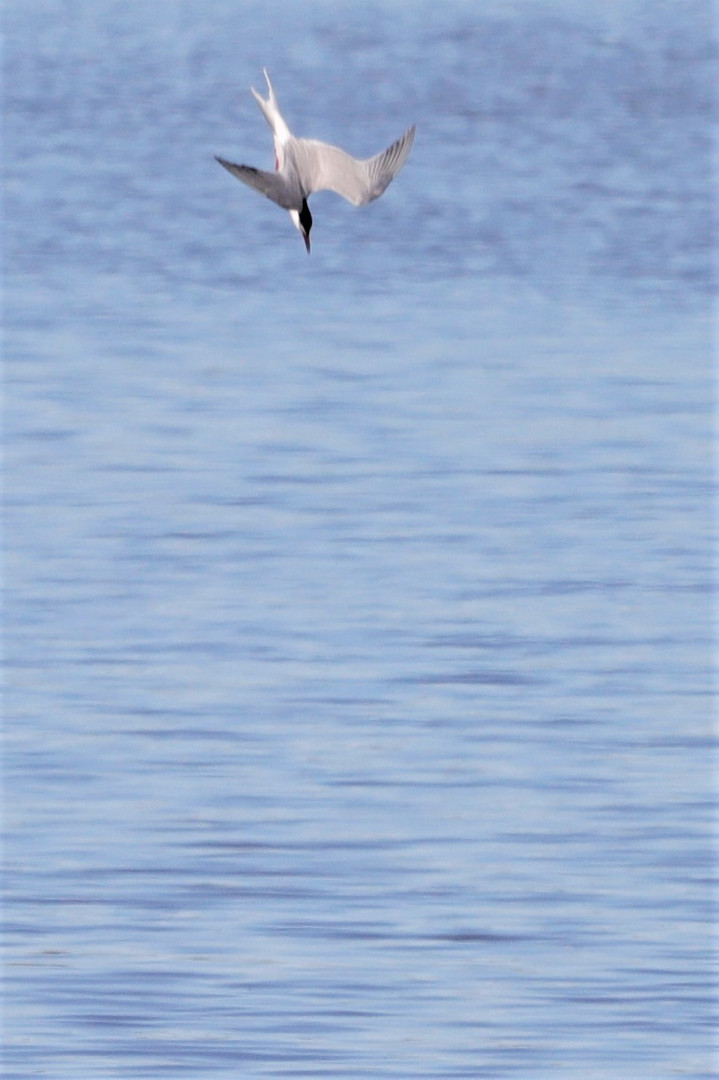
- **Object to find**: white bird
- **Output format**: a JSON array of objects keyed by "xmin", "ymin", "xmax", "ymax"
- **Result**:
[{"xmin": 215, "ymin": 69, "xmax": 416, "ymax": 253}]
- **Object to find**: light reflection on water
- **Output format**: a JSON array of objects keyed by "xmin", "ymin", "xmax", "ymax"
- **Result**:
[{"xmin": 4, "ymin": 1, "xmax": 715, "ymax": 1077}]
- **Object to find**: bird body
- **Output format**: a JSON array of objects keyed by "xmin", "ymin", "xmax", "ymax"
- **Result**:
[{"xmin": 216, "ymin": 69, "xmax": 415, "ymax": 252}]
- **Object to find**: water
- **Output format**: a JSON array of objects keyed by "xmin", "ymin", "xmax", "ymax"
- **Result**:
[{"xmin": 3, "ymin": 1, "xmax": 716, "ymax": 1077}]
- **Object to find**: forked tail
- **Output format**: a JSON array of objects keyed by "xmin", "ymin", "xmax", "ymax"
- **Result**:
[{"xmin": 250, "ymin": 68, "xmax": 293, "ymax": 144}]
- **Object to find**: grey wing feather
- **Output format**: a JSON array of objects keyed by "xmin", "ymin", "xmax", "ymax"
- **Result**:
[
  {"xmin": 297, "ymin": 124, "xmax": 416, "ymax": 206},
  {"xmin": 363, "ymin": 124, "xmax": 416, "ymax": 202},
  {"xmin": 214, "ymin": 156, "xmax": 295, "ymax": 210}
]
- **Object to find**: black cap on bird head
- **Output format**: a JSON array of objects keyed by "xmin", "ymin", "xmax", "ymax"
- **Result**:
[
  {"xmin": 299, "ymin": 199, "xmax": 312, "ymax": 253},
  {"xmin": 290, "ymin": 199, "xmax": 312, "ymax": 253}
]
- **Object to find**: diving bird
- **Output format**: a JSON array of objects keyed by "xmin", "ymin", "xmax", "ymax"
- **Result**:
[{"xmin": 215, "ymin": 69, "xmax": 415, "ymax": 253}]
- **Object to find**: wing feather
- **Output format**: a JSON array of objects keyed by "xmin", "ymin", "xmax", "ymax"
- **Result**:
[
  {"xmin": 294, "ymin": 125, "xmax": 416, "ymax": 206},
  {"xmin": 214, "ymin": 156, "xmax": 295, "ymax": 210}
]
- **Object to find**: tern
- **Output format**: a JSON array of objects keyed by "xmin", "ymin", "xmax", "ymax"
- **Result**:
[{"xmin": 215, "ymin": 69, "xmax": 415, "ymax": 253}]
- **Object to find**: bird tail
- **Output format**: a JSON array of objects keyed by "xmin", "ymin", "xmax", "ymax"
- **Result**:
[{"xmin": 250, "ymin": 69, "xmax": 292, "ymax": 144}]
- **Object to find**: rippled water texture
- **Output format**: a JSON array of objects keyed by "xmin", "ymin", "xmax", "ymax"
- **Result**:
[{"xmin": 4, "ymin": 1, "xmax": 716, "ymax": 1077}]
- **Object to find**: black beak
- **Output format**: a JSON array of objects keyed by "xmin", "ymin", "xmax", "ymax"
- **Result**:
[{"xmin": 302, "ymin": 231, "xmax": 311, "ymax": 254}]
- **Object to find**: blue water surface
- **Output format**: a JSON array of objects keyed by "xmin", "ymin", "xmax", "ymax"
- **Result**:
[{"xmin": 3, "ymin": 1, "xmax": 717, "ymax": 1077}]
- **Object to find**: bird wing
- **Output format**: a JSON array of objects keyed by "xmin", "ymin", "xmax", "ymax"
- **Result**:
[
  {"xmin": 294, "ymin": 125, "xmax": 416, "ymax": 206},
  {"xmin": 214, "ymin": 156, "xmax": 296, "ymax": 210}
]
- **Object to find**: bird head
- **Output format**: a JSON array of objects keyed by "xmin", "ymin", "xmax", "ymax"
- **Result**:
[{"xmin": 289, "ymin": 200, "xmax": 312, "ymax": 253}]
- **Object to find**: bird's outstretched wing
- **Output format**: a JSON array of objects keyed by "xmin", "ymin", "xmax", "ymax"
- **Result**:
[
  {"xmin": 294, "ymin": 125, "xmax": 416, "ymax": 206},
  {"xmin": 214, "ymin": 156, "xmax": 295, "ymax": 210}
]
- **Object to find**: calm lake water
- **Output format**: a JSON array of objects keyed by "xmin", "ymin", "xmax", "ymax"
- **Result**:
[{"xmin": 3, "ymin": 1, "xmax": 716, "ymax": 1077}]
